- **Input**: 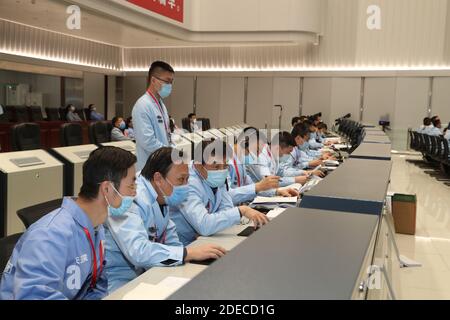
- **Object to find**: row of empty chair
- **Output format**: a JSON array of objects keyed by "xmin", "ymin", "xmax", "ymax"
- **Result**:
[
  {"xmin": 0, "ymin": 105, "xmax": 96, "ymax": 123},
  {"xmin": 6, "ymin": 121, "xmax": 114, "ymax": 151},
  {"xmin": 409, "ymin": 129, "xmax": 450, "ymax": 166}
]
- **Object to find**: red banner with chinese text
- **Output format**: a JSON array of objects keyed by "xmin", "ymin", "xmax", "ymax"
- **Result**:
[{"xmin": 127, "ymin": 0, "xmax": 184, "ymax": 23}]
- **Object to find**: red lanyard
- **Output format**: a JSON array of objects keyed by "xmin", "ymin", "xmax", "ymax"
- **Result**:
[
  {"xmin": 147, "ymin": 90, "xmax": 170, "ymax": 136},
  {"xmin": 233, "ymin": 158, "xmax": 241, "ymax": 187},
  {"xmin": 265, "ymin": 145, "xmax": 272, "ymax": 159},
  {"xmin": 83, "ymin": 227, "xmax": 104, "ymax": 289}
]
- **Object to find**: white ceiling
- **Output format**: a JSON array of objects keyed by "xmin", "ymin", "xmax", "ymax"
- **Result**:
[{"xmin": 0, "ymin": 0, "xmax": 195, "ymax": 47}]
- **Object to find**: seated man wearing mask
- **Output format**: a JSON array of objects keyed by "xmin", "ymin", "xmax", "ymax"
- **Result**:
[
  {"xmin": 0, "ymin": 147, "xmax": 137, "ymax": 300},
  {"xmin": 228, "ymin": 127, "xmax": 299, "ymax": 205},
  {"xmin": 170, "ymin": 139, "xmax": 269, "ymax": 246},
  {"xmin": 246, "ymin": 132, "xmax": 309, "ymax": 187},
  {"xmin": 188, "ymin": 113, "xmax": 201, "ymax": 133},
  {"xmin": 104, "ymin": 147, "xmax": 225, "ymax": 292}
]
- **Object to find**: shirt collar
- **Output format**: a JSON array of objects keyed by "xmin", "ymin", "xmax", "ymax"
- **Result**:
[{"xmin": 62, "ymin": 197, "xmax": 95, "ymax": 233}]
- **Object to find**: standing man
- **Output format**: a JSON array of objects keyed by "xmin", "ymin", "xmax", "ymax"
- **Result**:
[{"xmin": 132, "ymin": 61, "xmax": 175, "ymax": 171}]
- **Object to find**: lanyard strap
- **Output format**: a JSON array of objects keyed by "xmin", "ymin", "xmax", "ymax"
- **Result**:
[
  {"xmin": 265, "ymin": 145, "xmax": 272, "ymax": 159},
  {"xmin": 147, "ymin": 90, "xmax": 171, "ymax": 137},
  {"xmin": 83, "ymin": 228, "xmax": 104, "ymax": 289},
  {"xmin": 233, "ymin": 158, "xmax": 241, "ymax": 187}
]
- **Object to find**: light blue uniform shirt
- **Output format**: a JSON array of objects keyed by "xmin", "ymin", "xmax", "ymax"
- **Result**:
[
  {"xmin": 0, "ymin": 198, "xmax": 107, "ymax": 300},
  {"xmin": 228, "ymin": 155, "xmax": 276, "ymax": 205},
  {"xmin": 170, "ymin": 163, "xmax": 241, "ymax": 246},
  {"xmin": 426, "ymin": 126, "xmax": 443, "ymax": 136},
  {"xmin": 246, "ymin": 146, "xmax": 295, "ymax": 187},
  {"xmin": 104, "ymin": 175, "xmax": 184, "ymax": 293},
  {"xmin": 132, "ymin": 92, "xmax": 172, "ymax": 171},
  {"xmin": 279, "ymin": 147, "xmax": 308, "ymax": 177},
  {"xmin": 308, "ymin": 132, "xmax": 324, "ymax": 149}
]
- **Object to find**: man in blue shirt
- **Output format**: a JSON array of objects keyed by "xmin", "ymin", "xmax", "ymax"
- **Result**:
[
  {"xmin": 0, "ymin": 147, "xmax": 137, "ymax": 300},
  {"xmin": 132, "ymin": 61, "xmax": 175, "ymax": 171}
]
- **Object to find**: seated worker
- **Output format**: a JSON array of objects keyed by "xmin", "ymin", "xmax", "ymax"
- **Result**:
[
  {"xmin": 111, "ymin": 117, "xmax": 132, "ymax": 141},
  {"xmin": 445, "ymin": 122, "xmax": 450, "ymax": 141},
  {"xmin": 426, "ymin": 116, "xmax": 443, "ymax": 136},
  {"xmin": 417, "ymin": 117, "xmax": 432, "ymax": 133},
  {"xmin": 125, "ymin": 117, "xmax": 135, "ymax": 140},
  {"xmin": 279, "ymin": 124, "xmax": 327, "ymax": 179},
  {"xmin": 246, "ymin": 131, "xmax": 309, "ymax": 187},
  {"xmin": 66, "ymin": 104, "xmax": 82, "ymax": 122},
  {"xmin": 311, "ymin": 113, "xmax": 322, "ymax": 126},
  {"xmin": 170, "ymin": 139, "xmax": 269, "ymax": 246},
  {"xmin": 188, "ymin": 113, "xmax": 201, "ymax": 133},
  {"xmin": 306, "ymin": 121, "xmax": 333, "ymax": 149},
  {"xmin": 104, "ymin": 147, "xmax": 226, "ymax": 292},
  {"xmin": 88, "ymin": 104, "xmax": 105, "ymax": 121},
  {"xmin": 228, "ymin": 127, "xmax": 299, "ymax": 205},
  {"xmin": 0, "ymin": 147, "xmax": 137, "ymax": 300},
  {"xmin": 291, "ymin": 116, "xmax": 302, "ymax": 128},
  {"xmin": 317, "ymin": 123, "xmax": 329, "ymax": 143}
]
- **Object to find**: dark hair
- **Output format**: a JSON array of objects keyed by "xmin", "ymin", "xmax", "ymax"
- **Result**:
[
  {"xmin": 66, "ymin": 104, "xmax": 74, "ymax": 111},
  {"xmin": 79, "ymin": 146, "xmax": 137, "ymax": 200},
  {"xmin": 432, "ymin": 117, "xmax": 441, "ymax": 127},
  {"xmin": 237, "ymin": 127, "xmax": 267, "ymax": 150},
  {"xmin": 141, "ymin": 147, "xmax": 183, "ymax": 180},
  {"xmin": 88, "ymin": 104, "xmax": 95, "ymax": 110},
  {"xmin": 126, "ymin": 117, "xmax": 133, "ymax": 127},
  {"xmin": 291, "ymin": 123, "xmax": 310, "ymax": 139},
  {"xmin": 112, "ymin": 116, "xmax": 122, "ymax": 128},
  {"xmin": 312, "ymin": 113, "xmax": 322, "ymax": 121},
  {"xmin": 272, "ymin": 132, "xmax": 296, "ymax": 148},
  {"xmin": 188, "ymin": 113, "xmax": 196, "ymax": 119},
  {"xmin": 194, "ymin": 139, "xmax": 232, "ymax": 164},
  {"xmin": 147, "ymin": 61, "xmax": 175, "ymax": 86},
  {"xmin": 423, "ymin": 117, "xmax": 431, "ymax": 126},
  {"xmin": 318, "ymin": 123, "xmax": 328, "ymax": 130},
  {"xmin": 291, "ymin": 117, "xmax": 301, "ymax": 127}
]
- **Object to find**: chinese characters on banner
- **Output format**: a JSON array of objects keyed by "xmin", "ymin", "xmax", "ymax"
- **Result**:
[{"xmin": 127, "ymin": 0, "xmax": 184, "ymax": 23}]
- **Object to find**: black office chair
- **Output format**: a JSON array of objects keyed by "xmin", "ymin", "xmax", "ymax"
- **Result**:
[
  {"xmin": 59, "ymin": 108, "xmax": 67, "ymax": 121},
  {"xmin": 15, "ymin": 106, "xmax": 30, "ymax": 123},
  {"xmin": 0, "ymin": 233, "xmax": 23, "ymax": 277},
  {"xmin": 88, "ymin": 121, "xmax": 111, "ymax": 144},
  {"xmin": 75, "ymin": 108, "xmax": 86, "ymax": 121},
  {"xmin": 29, "ymin": 106, "xmax": 44, "ymax": 122},
  {"xmin": 10, "ymin": 123, "xmax": 41, "ymax": 151},
  {"xmin": 182, "ymin": 117, "xmax": 191, "ymax": 132},
  {"xmin": 4, "ymin": 106, "xmax": 17, "ymax": 122},
  {"xmin": 17, "ymin": 198, "xmax": 63, "ymax": 229},
  {"xmin": 198, "ymin": 118, "xmax": 211, "ymax": 131},
  {"xmin": 45, "ymin": 107, "xmax": 61, "ymax": 121},
  {"xmin": 60, "ymin": 123, "xmax": 83, "ymax": 146},
  {"xmin": 84, "ymin": 108, "xmax": 91, "ymax": 121}
]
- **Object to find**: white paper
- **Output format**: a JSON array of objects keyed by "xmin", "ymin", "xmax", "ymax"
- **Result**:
[
  {"xmin": 252, "ymin": 196, "xmax": 298, "ymax": 204},
  {"xmin": 267, "ymin": 208, "xmax": 287, "ymax": 219},
  {"xmin": 278, "ymin": 183, "xmax": 302, "ymax": 191},
  {"xmin": 332, "ymin": 144, "xmax": 351, "ymax": 150},
  {"xmin": 122, "ymin": 283, "xmax": 176, "ymax": 300},
  {"xmin": 324, "ymin": 160, "xmax": 340, "ymax": 166}
]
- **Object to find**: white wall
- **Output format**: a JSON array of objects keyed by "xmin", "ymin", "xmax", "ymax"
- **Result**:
[{"xmin": 123, "ymin": 76, "xmax": 146, "ymax": 118}]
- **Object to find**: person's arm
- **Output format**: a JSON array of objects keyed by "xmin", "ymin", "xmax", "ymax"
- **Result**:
[
  {"xmin": 111, "ymin": 128, "xmax": 131, "ymax": 141},
  {"xmin": 12, "ymin": 229, "xmax": 70, "ymax": 300},
  {"xmin": 106, "ymin": 206, "xmax": 184, "ymax": 269},
  {"xmin": 178, "ymin": 185, "xmax": 241, "ymax": 237},
  {"xmin": 228, "ymin": 184, "xmax": 257, "ymax": 206},
  {"xmin": 133, "ymin": 102, "xmax": 166, "ymax": 154}
]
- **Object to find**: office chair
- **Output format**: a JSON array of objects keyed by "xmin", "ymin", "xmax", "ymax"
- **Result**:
[
  {"xmin": 17, "ymin": 198, "xmax": 63, "ymax": 229},
  {"xmin": 182, "ymin": 117, "xmax": 191, "ymax": 132},
  {"xmin": 84, "ymin": 108, "xmax": 91, "ymax": 121},
  {"xmin": 15, "ymin": 106, "xmax": 30, "ymax": 123},
  {"xmin": 198, "ymin": 118, "xmax": 211, "ymax": 131},
  {"xmin": 29, "ymin": 106, "xmax": 44, "ymax": 122},
  {"xmin": 88, "ymin": 121, "xmax": 111, "ymax": 144},
  {"xmin": 0, "ymin": 233, "xmax": 23, "ymax": 278},
  {"xmin": 10, "ymin": 123, "xmax": 41, "ymax": 151},
  {"xmin": 45, "ymin": 107, "xmax": 61, "ymax": 121},
  {"xmin": 59, "ymin": 108, "xmax": 67, "ymax": 121},
  {"xmin": 60, "ymin": 123, "xmax": 83, "ymax": 147}
]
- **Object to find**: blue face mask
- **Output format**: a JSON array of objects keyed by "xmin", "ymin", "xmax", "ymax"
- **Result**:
[
  {"xmin": 204, "ymin": 168, "xmax": 228, "ymax": 188},
  {"xmin": 159, "ymin": 83, "xmax": 172, "ymax": 99},
  {"xmin": 119, "ymin": 121, "xmax": 126, "ymax": 130},
  {"xmin": 105, "ymin": 183, "xmax": 135, "ymax": 217},
  {"xmin": 243, "ymin": 153, "xmax": 257, "ymax": 166},
  {"xmin": 160, "ymin": 179, "xmax": 189, "ymax": 207}
]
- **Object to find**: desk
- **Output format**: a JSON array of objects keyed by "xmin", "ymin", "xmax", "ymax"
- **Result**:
[
  {"xmin": 363, "ymin": 134, "xmax": 391, "ymax": 144},
  {"xmin": 350, "ymin": 143, "xmax": 392, "ymax": 161},
  {"xmin": 300, "ymin": 159, "xmax": 392, "ymax": 215},
  {"xmin": 169, "ymin": 208, "xmax": 379, "ymax": 300}
]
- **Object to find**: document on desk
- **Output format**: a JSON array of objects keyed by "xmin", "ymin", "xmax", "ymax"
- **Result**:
[
  {"xmin": 332, "ymin": 144, "xmax": 351, "ymax": 150},
  {"xmin": 252, "ymin": 196, "xmax": 298, "ymax": 204},
  {"xmin": 266, "ymin": 208, "xmax": 287, "ymax": 220},
  {"xmin": 122, "ymin": 277, "xmax": 190, "ymax": 300},
  {"xmin": 278, "ymin": 183, "xmax": 303, "ymax": 192}
]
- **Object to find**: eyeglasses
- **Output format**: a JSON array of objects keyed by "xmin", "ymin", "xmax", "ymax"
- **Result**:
[{"xmin": 153, "ymin": 76, "xmax": 174, "ymax": 85}]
